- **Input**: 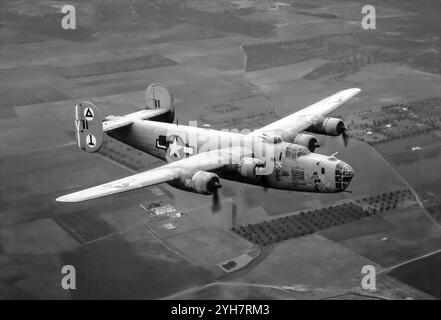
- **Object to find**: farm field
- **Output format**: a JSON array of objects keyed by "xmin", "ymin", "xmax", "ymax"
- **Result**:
[{"xmin": 0, "ymin": 0, "xmax": 440, "ymax": 299}]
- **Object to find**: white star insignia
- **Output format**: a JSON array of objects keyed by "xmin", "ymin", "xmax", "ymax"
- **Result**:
[{"xmin": 168, "ymin": 138, "xmax": 183, "ymax": 158}]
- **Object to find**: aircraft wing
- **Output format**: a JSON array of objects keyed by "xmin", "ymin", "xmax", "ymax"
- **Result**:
[
  {"xmin": 56, "ymin": 146, "xmax": 250, "ymax": 202},
  {"xmin": 250, "ymin": 88, "xmax": 361, "ymax": 136}
]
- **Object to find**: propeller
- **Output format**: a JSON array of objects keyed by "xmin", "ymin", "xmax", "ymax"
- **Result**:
[
  {"xmin": 208, "ymin": 178, "xmax": 222, "ymax": 213},
  {"xmin": 337, "ymin": 121, "xmax": 350, "ymax": 147},
  {"xmin": 309, "ymin": 137, "xmax": 320, "ymax": 152}
]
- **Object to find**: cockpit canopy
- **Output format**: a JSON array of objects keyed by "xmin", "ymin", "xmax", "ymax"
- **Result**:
[{"xmin": 285, "ymin": 144, "xmax": 310, "ymax": 159}]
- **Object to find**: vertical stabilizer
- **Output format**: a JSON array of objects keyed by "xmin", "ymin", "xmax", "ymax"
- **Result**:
[{"xmin": 74, "ymin": 101, "xmax": 104, "ymax": 153}]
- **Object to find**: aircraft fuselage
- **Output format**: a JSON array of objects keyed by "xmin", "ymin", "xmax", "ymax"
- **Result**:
[{"xmin": 108, "ymin": 120, "xmax": 354, "ymax": 193}]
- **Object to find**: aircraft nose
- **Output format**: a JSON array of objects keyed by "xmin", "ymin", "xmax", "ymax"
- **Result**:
[{"xmin": 335, "ymin": 161, "xmax": 354, "ymax": 191}]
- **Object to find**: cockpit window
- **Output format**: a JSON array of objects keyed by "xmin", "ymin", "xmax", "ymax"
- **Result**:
[
  {"xmin": 286, "ymin": 146, "xmax": 310, "ymax": 159},
  {"xmin": 286, "ymin": 147, "xmax": 297, "ymax": 159}
]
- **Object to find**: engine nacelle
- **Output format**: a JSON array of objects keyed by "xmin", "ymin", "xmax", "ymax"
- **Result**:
[
  {"xmin": 306, "ymin": 117, "xmax": 346, "ymax": 136},
  {"xmin": 169, "ymin": 170, "xmax": 221, "ymax": 195},
  {"xmin": 291, "ymin": 133, "xmax": 318, "ymax": 152},
  {"xmin": 238, "ymin": 157, "xmax": 266, "ymax": 177}
]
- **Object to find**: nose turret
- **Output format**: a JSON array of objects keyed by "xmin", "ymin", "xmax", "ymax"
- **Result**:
[{"xmin": 335, "ymin": 161, "xmax": 354, "ymax": 191}]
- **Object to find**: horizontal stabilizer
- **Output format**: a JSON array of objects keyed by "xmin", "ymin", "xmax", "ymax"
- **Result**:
[
  {"xmin": 103, "ymin": 108, "xmax": 171, "ymax": 132},
  {"xmin": 102, "ymin": 83, "xmax": 175, "ymax": 132}
]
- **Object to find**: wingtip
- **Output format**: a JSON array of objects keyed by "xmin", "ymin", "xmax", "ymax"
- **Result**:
[
  {"xmin": 56, "ymin": 195, "xmax": 78, "ymax": 203},
  {"xmin": 341, "ymin": 88, "xmax": 361, "ymax": 98},
  {"xmin": 55, "ymin": 195, "xmax": 70, "ymax": 202}
]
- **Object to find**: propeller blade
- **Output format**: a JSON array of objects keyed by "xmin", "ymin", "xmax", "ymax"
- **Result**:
[
  {"xmin": 261, "ymin": 175, "xmax": 270, "ymax": 193},
  {"xmin": 211, "ymin": 187, "xmax": 221, "ymax": 213},
  {"xmin": 342, "ymin": 127, "xmax": 350, "ymax": 147},
  {"xmin": 209, "ymin": 178, "xmax": 222, "ymax": 213}
]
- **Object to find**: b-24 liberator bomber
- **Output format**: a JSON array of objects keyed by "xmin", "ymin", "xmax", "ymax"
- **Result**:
[{"xmin": 57, "ymin": 83, "xmax": 359, "ymax": 209}]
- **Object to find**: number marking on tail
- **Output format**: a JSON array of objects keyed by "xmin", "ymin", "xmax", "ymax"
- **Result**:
[{"xmin": 86, "ymin": 134, "xmax": 96, "ymax": 147}]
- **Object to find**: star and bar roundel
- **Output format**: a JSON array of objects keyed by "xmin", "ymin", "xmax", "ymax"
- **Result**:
[{"xmin": 156, "ymin": 135, "xmax": 194, "ymax": 162}]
